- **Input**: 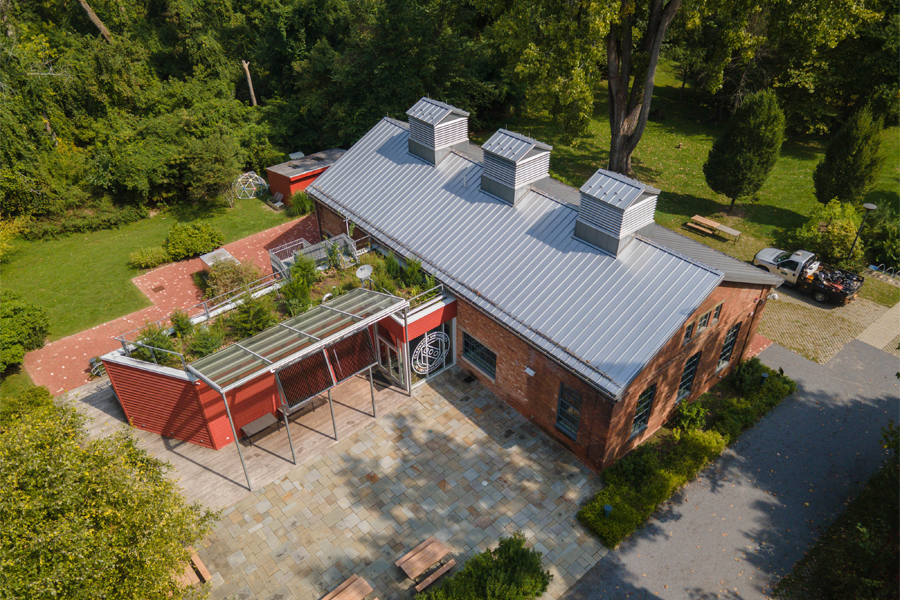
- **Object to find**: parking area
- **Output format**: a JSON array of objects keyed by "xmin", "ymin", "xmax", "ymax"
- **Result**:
[
  {"xmin": 195, "ymin": 370, "xmax": 608, "ymax": 600},
  {"xmin": 759, "ymin": 286, "xmax": 893, "ymax": 363}
]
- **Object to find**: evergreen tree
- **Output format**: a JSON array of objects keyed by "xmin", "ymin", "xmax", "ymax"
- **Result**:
[
  {"xmin": 813, "ymin": 106, "xmax": 885, "ymax": 204},
  {"xmin": 703, "ymin": 90, "xmax": 786, "ymax": 212}
]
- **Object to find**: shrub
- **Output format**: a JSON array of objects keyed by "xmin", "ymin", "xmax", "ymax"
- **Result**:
[
  {"xmin": 281, "ymin": 280, "xmax": 311, "ymax": 316},
  {"xmin": 227, "ymin": 294, "xmax": 276, "ymax": 339},
  {"xmin": 668, "ymin": 398, "xmax": 709, "ymax": 433},
  {"xmin": 416, "ymin": 533, "xmax": 551, "ymax": 600},
  {"xmin": 863, "ymin": 204, "xmax": 900, "ymax": 270},
  {"xmin": 789, "ymin": 200, "xmax": 865, "ymax": 270},
  {"xmin": 0, "ymin": 385, "xmax": 53, "ymax": 427},
  {"xmin": 130, "ymin": 324, "xmax": 180, "ymax": 368},
  {"xmin": 169, "ymin": 310, "xmax": 194, "ymax": 338},
  {"xmin": 384, "ymin": 251, "xmax": 402, "ymax": 280},
  {"xmin": 128, "ymin": 246, "xmax": 169, "ymax": 269},
  {"xmin": 602, "ymin": 444, "xmax": 661, "ymax": 488},
  {"xmin": 163, "ymin": 222, "xmax": 225, "ymax": 261},
  {"xmin": 22, "ymin": 204, "xmax": 147, "ymax": 240},
  {"xmin": 403, "ymin": 257, "xmax": 423, "ymax": 286},
  {"xmin": 290, "ymin": 254, "xmax": 318, "ymax": 288},
  {"xmin": 205, "ymin": 260, "xmax": 262, "ymax": 299},
  {"xmin": 372, "ymin": 271, "xmax": 397, "ymax": 295},
  {"xmin": 186, "ymin": 326, "xmax": 225, "ymax": 358},
  {"xmin": 288, "ymin": 191, "xmax": 315, "ymax": 215},
  {"xmin": 0, "ymin": 291, "xmax": 50, "ymax": 372},
  {"xmin": 326, "ymin": 241, "xmax": 342, "ymax": 269},
  {"xmin": 732, "ymin": 357, "xmax": 768, "ymax": 396}
]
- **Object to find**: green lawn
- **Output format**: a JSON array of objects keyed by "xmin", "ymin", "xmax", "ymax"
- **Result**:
[
  {"xmin": 476, "ymin": 62, "xmax": 900, "ymax": 268},
  {"xmin": 0, "ymin": 198, "xmax": 291, "ymax": 341}
]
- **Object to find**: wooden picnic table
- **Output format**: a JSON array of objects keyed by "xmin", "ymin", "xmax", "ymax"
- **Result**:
[
  {"xmin": 395, "ymin": 537, "xmax": 456, "ymax": 592},
  {"xmin": 716, "ymin": 223, "xmax": 741, "ymax": 244},
  {"xmin": 686, "ymin": 215, "xmax": 741, "ymax": 243},
  {"xmin": 321, "ymin": 574, "xmax": 374, "ymax": 600}
]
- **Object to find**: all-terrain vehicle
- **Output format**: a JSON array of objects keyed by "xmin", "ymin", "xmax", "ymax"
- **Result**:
[{"xmin": 753, "ymin": 248, "xmax": 864, "ymax": 305}]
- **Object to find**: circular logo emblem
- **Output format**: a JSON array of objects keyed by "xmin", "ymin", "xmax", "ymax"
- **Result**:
[{"xmin": 412, "ymin": 331, "xmax": 450, "ymax": 375}]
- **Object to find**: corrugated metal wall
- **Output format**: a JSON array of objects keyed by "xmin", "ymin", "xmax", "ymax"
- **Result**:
[
  {"xmin": 433, "ymin": 118, "xmax": 467, "ymax": 149},
  {"xmin": 105, "ymin": 361, "xmax": 215, "ymax": 448},
  {"xmin": 483, "ymin": 153, "xmax": 549, "ymax": 189}
]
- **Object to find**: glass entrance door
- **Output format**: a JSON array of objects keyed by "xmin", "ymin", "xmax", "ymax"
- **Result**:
[{"xmin": 377, "ymin": 336, "xmax": 403, "ymax": 386}]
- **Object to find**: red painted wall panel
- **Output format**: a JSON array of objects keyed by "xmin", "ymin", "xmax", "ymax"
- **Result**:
[
  {"xmin": 267, "ymin": 167, "xmax": 329, "ymax": 203},
  {"xmin": 196, "ymin": 372, "xmax": 281, "ymax": 448},
  {"xmin": 376, "ymin": 301, "xmax": 457, "ymax": 344},
  {"xmin": 104, "ymin": 361, "xmax": 214, "ymax": 448}
]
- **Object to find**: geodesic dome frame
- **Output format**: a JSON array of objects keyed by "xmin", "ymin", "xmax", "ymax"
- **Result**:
[{"xmin": 234, "ymin": 171, "xmax": 269, "ymax": 200}]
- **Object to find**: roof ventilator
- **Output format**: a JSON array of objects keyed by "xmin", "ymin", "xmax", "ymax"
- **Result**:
[
  {"xmin": 574, "ymin": 169, "xmax": 661, "ymax": 256},
  {"xmin": 480, "ymin": 129, "xmax": 552, "ymax": 205},
  {"xmin": 406, "ymin": 98, "xmax": 470, "ymax": 165}
]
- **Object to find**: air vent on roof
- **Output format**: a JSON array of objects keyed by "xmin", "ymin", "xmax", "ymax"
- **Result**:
[
  {"xmin": 480, "ymin": 129, "xmax": 551, "ymax": 205},
  {"xmin": 574, "ymin": 169, "xmax": 660, "ymax": 256},
  {"xmin": 406, "ymin": 98, "xmax": 470, "ymax": 165}
]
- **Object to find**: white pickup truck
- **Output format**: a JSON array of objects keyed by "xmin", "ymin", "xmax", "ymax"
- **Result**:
[{"xmin": 753, "ymin": 248, "xmax": 864, "ymax": 305}]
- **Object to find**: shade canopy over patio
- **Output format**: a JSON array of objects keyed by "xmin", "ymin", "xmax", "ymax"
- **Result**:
[{"xmin": 188, "ymin": 287, "xmax": 407, "ymax": 393}]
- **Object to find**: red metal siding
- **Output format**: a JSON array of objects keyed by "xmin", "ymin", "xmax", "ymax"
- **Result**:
[
  {"xmin": 267, "ymin": 167, "xmax": 330, "ymax": 203},
  {"xmin": 376, "ymin": 301, "xmax": 457, "ymax": 344},
  {"xmin": 267, "ymin": 170, "xmax": 293, "ymax": 201},
  {"xmin": 104, "ymin": 361, "xmax": 214, "ymax": 448},
  {"xmin": 289, "ymin": 168, "xmax": 327, "ymax": 195},
  {"xmin": 196, "ymin": 373, "xmax": 280, "ymax": 448}
]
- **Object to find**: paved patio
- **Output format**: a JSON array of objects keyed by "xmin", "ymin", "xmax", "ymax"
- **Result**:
[{"xmin": 196, "ymin": 369, "xmax": 608, "ymax": 600}]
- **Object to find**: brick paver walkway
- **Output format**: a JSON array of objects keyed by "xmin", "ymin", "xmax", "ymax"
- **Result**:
[
  {"xmin": 198, "ymin": 371, "xmax": 608, "ymax": 600},
  {"xmin": 25, "ymin": 215, "xmax": 319, "ymax": 394},
  {"xmin": 856, "ymin": 301, "xmax": 900, "ymax": 357},
  {"xmin": 759, "ymin": 287, "xmax": 888, "ymax": 363}
]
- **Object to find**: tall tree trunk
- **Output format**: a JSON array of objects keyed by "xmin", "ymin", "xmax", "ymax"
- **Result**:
[
  {"xmin": 241, "ymin": 60, "xmax": 258, "ymax": 107},
  {"xmin": 607, "ymin": 0, "xmax": 681, "ymax": 175},
  {"xmin": 77, "ymin": 0, "xmax": 112, "ymax": 43}
]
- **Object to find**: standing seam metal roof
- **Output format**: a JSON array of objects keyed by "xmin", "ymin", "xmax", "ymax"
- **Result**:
[
  {"xmin": 308, "ymin": 118, "xmax": 724, "ymax": 399},
  {"xmin": 406, "ymin": 98, "xmax": 470, "ymax": 125},
  {"xmin": 580, "ymin": 169, "xmax": 662, "ymax": 209},
  {"xmin": 482, "ymin": 129, "xmax": 552, "ymax": 163}
]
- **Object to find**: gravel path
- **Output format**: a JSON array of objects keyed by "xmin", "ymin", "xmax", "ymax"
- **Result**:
[{"xmin": 562, "ymin": 340, "xmax": 899, "ymax": 600}]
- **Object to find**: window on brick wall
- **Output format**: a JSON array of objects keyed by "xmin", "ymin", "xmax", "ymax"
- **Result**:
[
  {"xmin": 462, "ymin": 332, "xmax": 496, "ymax": 379},
  {"xmin": 717, "ymin": 322, "xmax": 742, "ymax": 371},
  {"xmin": 712, "ymin": 303, "xmax": 723, "ymax": 323},
  {"xmin": 677, "ymin": 352, "xmax": 702, "ymax": 401},
  {"xmin": 631, "ymin": 384, "xmax": 656, "ymax": 436},
  {"xmin": 683, "ymin": 323, "xmax": 695, "ymax": 345},
  {"xmin": 556, "ymin": 383, "xmax": 582, "ymax": 440}
]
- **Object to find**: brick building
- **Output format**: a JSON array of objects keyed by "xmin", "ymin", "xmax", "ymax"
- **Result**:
[{"xmin": 306, "ymin": 97, "xmax": 782, "ymax": 471}]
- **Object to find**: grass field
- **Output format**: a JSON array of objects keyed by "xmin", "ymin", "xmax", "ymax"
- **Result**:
[
  {"xmin": 475, "ymin": 62, "xmax": 900, "ymax": 275},
  {"xmin": 0, "ymin": 197, "xmax": 291, "ymax": 341}
]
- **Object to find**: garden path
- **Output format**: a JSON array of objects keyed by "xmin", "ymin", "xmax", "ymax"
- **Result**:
[{"xmin": 24, "ymin": 214, "xmax": 319, "ymax": 395}]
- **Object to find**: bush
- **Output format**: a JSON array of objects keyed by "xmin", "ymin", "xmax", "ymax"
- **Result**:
[
  {"xmin": 668, "ymin": 398, "xmax": 709, "ymax": 433},
  {"xmin": 130, "ymin": 324, "xmax": 180, "ymax": 368},
  {"xmin": 169, "ymin": 310, "xmax": 194, "ymax": 338},
  {"xmin": 281, "ymin": 280, "xmax": 311, "ymax": 316},
  {"xmin": 789, "ymin": 200, "xmax": 865, "ymax": 270},
  {"xmin": 186, "ymin": 325, "xmax": 225, "ymax": 358},
  {"xmin": 732, "ymin": 357, "xmax": 768, "ymax": 396},
  {"xmin": 288, "ymin": 191, "xmax": 315, "ymax": 216},
  {"xmin": 863, "ymin": 204, "xmax": 900, "ymax": 270},
  {"xmin": 416, "ymin": 533, "xmax": 551, "ymax": 600},
  {"xmin": 0, "ymin": 385, "xmax": 53, "ymax": 427},
  {"xmin": 0, "ymin": 291, "xmax": 50, "ymax": 372},
  {"xmin": 813, "ymin": 106, "xmax": 885, "ymax": 205},
  {"xmin": 384, "ymin": 251, "xmax": 402, "ymax": 280},
  {"xmin": 403, "ymin": 257, "xmax": 423, "ymax": 286},
  {"xmin": 128, "ymin": 246, "xmax": 169, "ymax": 269},
  {"xmin": 205, "ymin": 260, "xmax": 262, "ymax": 299},
  {"xmin": 290, "ymin": 254, "xmax": 318, "ymax": 288},
  {"xmin": 164, "ymin": 222, "xmax": 225, "ymax": 261},
  {"xmin": 22, "ymin": 204, "xmax": 147, "ymax": 240},
  {"xmin": 227, "ymin": 294, "xmax": 276, "ymax": 339}
]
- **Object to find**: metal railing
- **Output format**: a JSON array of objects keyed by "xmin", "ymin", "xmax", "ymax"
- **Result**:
[{"xmin": 409, "ymin": 284, "xmax": 444, "ymax": 310}]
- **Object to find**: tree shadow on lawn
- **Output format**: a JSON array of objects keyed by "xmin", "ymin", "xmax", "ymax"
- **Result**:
[
  {"xmin": 170, "ymin": 198, "xmax": 231, "ymax": 223},
  {"xmin": 660, "ymin": 191, "xmax": 808, "ymax": 234}
]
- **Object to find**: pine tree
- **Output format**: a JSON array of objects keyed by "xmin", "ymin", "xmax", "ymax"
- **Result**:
[
  {"xmin": 813, "ymin": 106, "xmax": 885, "ymax": 204},
  {"xmin": 703, "ymin": 90, "xmax": 786, "ymax": 213}
]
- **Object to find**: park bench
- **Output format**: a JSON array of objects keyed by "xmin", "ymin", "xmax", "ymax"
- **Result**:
[
  {"xmin": 396, "ymin": 537, "xmax": 456, "ymax": 592},
  {"xmin": 321, "ymin": 574, "xmax": 374, "ymax": 600}
]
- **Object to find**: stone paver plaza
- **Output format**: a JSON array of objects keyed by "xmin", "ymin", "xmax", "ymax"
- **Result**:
[{"xmin": 198, "ymin": 371, "xmax": 608, "ymax": 600}]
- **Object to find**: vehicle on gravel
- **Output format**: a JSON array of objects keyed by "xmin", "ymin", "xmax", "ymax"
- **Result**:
[{"xmin": 753, "ymin": 248, "xmax": 864, "ymax": 305}]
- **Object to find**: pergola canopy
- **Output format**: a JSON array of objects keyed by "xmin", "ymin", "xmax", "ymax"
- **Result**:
[{"xmin": 188, "ymin": 287, "xmax": 406, "ymax": 392}]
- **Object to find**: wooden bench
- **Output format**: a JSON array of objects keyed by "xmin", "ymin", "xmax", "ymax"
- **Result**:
[
  {"xmin": 685, "ymin": 221, "xmax": 715, "ymax": 236},
  {"xmin": 321, "ymin": 574, "xmax": 373, "ymax": 600},
  {"xmin": 414, "ymin": 559, "xmax": 456, "ymax": 592},
  {"xmin": 240, "ymin": 412, "xmax": 278, "ymax": 447},
  {"xmin": 187, "ymin": 546, "xmax": 212, "ymax": 582},
  {"xmin": 716, "ymin": 224, "xmax": 741, "ymax": 244}
]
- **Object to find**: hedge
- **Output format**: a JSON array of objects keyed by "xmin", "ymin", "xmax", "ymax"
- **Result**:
[
  {"xmin": 164, "ymin": 221, "xmax": 224, "ymax": 261},
  {"xmin": 578, "ymin": 358, "xmax": 796, "ymax": 548}
]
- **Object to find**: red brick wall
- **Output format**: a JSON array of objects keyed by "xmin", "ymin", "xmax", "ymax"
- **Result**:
[
  {"xmin": 316, "ymin": 201, "xmax": 347, "ymax": 238},
  {"xmin": 454, "ymin": 298, "xmax": 613, "ymax": 468},
  {"xmin": 600, "ymin": 281, "xmax": 773, "ymax": 467}
]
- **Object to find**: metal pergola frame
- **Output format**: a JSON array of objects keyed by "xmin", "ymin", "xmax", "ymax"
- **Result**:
[{"xmin": 181, "ymin": 288, "xmax": 410, "ymax": 491}]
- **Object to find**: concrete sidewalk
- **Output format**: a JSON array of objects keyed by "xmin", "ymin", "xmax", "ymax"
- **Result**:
[{"xmin": 562, "ymin": 340, "xmax": 899, "ymax": 600}]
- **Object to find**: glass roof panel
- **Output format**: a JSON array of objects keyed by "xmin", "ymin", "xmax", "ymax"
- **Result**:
[
  {"xmin": 328, "ymin": 288, "xmax": 400, "ymax": 318},
  {"xmin": 191, "ymin": 344, "xmax": 267, "ymax": 389},
  {"xmin": 240, "ymin": 325, "xmax": 315, "ymax": 364}
]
